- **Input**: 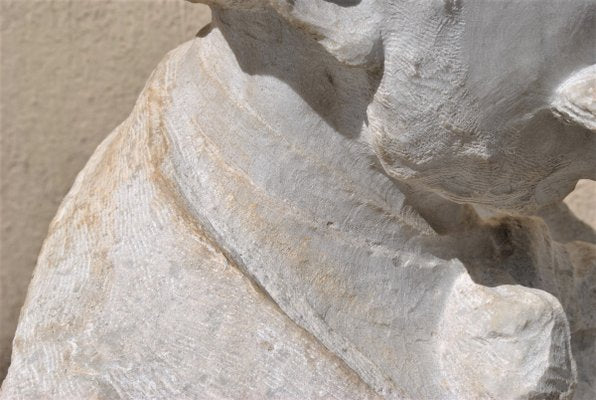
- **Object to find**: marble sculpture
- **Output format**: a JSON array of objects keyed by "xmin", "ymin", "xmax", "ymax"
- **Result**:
[{"xmin": 2, "ymin": 0, "xmax": 595, "ymax": 399}]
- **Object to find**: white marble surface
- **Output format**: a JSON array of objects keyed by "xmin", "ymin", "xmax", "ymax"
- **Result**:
[{"xmin": 2, "ymin": 1, "xmax": 595, "ymax": 398}]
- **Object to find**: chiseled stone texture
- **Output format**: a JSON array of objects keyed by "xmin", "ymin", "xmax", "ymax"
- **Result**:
[
  {"xmin": 0, "ymin": 0, "xmax": 210, "ymax": 380},
  {"xmin": 2, "ymin": 1, "xmax": 595, "ymax": 399}
]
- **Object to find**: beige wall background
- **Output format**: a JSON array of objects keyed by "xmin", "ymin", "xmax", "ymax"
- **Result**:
[
  {"xmin": 0, "ymin": 0, "xmax": 210, "ymax": 379},
  {"xmin": 0, "ymin": 0, "xmax": 594, "ymax": 386},
  {"xmin": 566, "ymin": 180, "xmax": 596, "ymax": 228}
]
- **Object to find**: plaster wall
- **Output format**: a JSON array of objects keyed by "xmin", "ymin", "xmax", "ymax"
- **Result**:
[
  {"xmin": 566, "ymin": 180, "xmax": 596, "ymax": 229},
  {"xmin": 0, "ymin": 0, "xmax": 210, "ymax": 379}
]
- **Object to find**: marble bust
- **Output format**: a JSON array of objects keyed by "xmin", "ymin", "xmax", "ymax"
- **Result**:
[{"xmin": 2, "ymin": 0, "xmax": 595, "ymax": 399}]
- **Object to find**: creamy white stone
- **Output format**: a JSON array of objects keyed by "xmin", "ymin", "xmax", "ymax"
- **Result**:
[{"xmin": 2, "ymin": 1, "xmax": 595, "ymax": 399}]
